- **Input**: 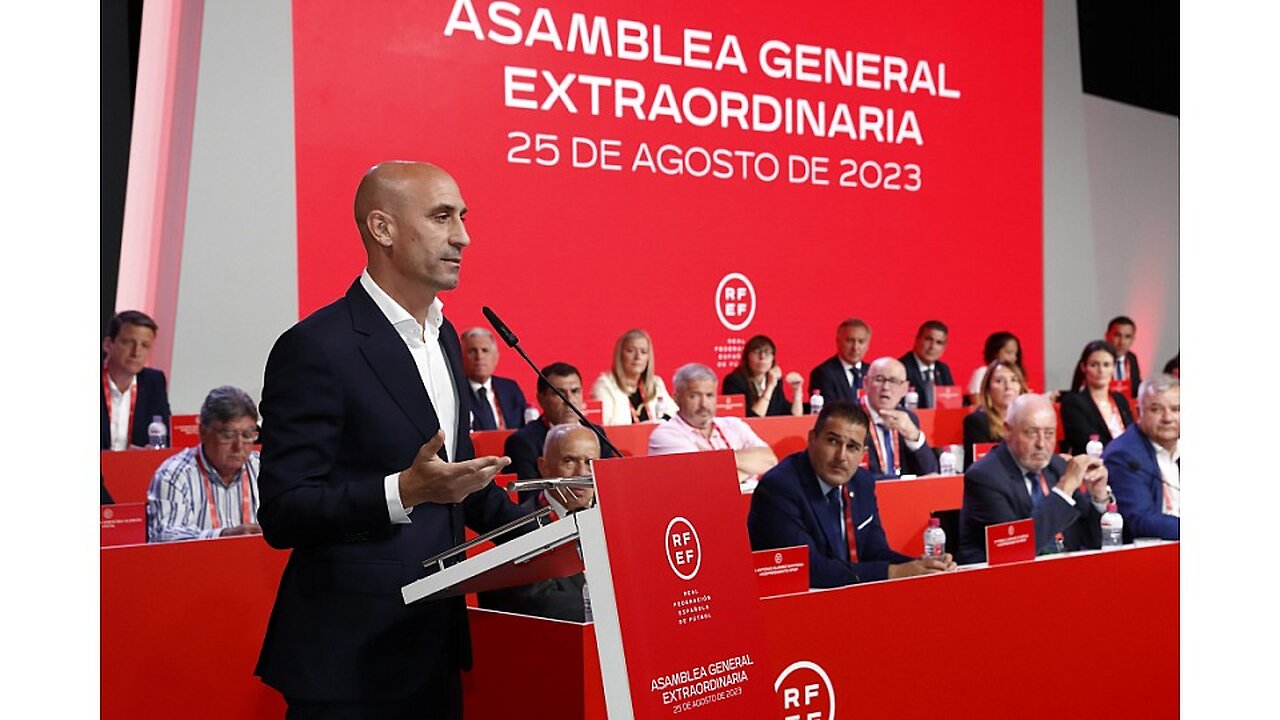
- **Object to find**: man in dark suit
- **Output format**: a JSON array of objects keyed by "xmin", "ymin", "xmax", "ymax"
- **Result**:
[
  {"xmin": 861, "ymin": 357, "xmax": 939, "ymax": 478},
  {"xmin": 748, "ymin": 401, "xmax": 954, "ymax": 588},
  {"xmin": 101, "ymin": 310, "xmax": 172, "ymax": 450},
  {"xmin": 808, "ymin": 318, "xmax": 872, "ymax": 404},
  {"xmin": 462, "ymin": 327, "xmax": 527, "ymax": 430},
  {"xmin": 1103, "ymin": 375, "xmax": 1179, "ymax": 541},
  {"xmin": 481, "ymin": 423, "xmax": 597, "ymax": 621},
  {"xmin": 958, "ymin": 394, "xmax": 1113, "ymax": 564},
  {"xmin": 504, "ymin": 362, "xmax": 615, "ymax": 507},
  {"xmin": 1105, "ymin": 315, "xmax": 1142, "ymax": 398},
  {"xmin": 254, "ymin": 162, "xmax": 528, "ymax": 719},
  {"xmin": 899, "ymin": 319, "xmax": 955, "ymax": 409}
]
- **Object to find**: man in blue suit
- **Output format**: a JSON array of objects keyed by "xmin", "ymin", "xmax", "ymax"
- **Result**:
[
  {"xmin": 461, "ymin": 327, "xmax": 527, "ymax": 430},
  {"xmin": 1103, "ymin": 375, "xmax": 1179, "ymax": 541},
  {"xmin": 861, "ymin": 357, "xmax": 939, "ymax": 479},
  {"xmin": 808, "ymin": 318, "xmax": 873, "ymax": 404},
  {"xmin": 748, "ymin": 400, "xmax": 955, "ymax": 588},
  {"xmin": 100, "ymin": 310, "xmax": 172, "ymax": 450},
  {"xmin": 899, "ymin": 319, "xmax": 955, "ymax": 409},
  {"xmin": 254, "ymin": 162, "xmax": 528, "ymax": 719},
  {"xmin": 958, "ymin": 394, "xmax": 1112, "ymax": 564}
]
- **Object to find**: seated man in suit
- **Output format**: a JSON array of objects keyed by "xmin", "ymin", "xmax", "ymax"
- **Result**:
[
  {"xmin": 101, "ymin": 310, "xmax": 172, "ymax": 450},
  {"xmin": 899, "ymin": 320, "xmax": 955, "ymax": 409},
  {"xmin": 462, "ymin": 327, "xmax": 527, "ymax": 430},
  {"xmin": 1103, "ymin": 374, "xmax": 1179, "ymax": 540},
  {"xmin": 748, "ymin": 401, "xmax": 954, "ymax": 588},
  {"xmin": 958, "ymin": 394, "xmax": 1113, "ymax": 564},
  {"xmin": 504, "ymin": 362, "xmax": 616, "ymax": 506},
  {"xmin": 147, "ymin": 386, "xmax": 263, "ymax": 542},
  {"xmin": 648, "ymin": 363, "xmax": 777, "ymax": 484},
  {"xmin": 479, "ymin": 423, "xmax": 596, "ymax": 622},
  {"xmin": 809, "ymin": 318, "xmax": 873, "ymax": 405},
  {"xmin": 860, "ymin": 357, "xmax": 939, "ymax": 479},
  {"xmin": 1105, "ymin": 315, "xmax": 1142, "ymax": 398}
]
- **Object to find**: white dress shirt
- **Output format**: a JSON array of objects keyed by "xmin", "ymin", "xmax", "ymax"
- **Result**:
[
  {"xmin": 1151, "ymin": 440, "xmax": 1180, "ymax": 517},
  {"xmin": 360, "ymin": 270, "xmax": 460, "ymax": 524},
  {"xmin": 107, "ymin": 374, "xmax": 135, "ymax": 450}
]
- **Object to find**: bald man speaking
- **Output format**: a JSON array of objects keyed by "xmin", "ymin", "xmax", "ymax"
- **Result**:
[{"xmin": 254, "ymin": 162, "xmax": 526, "ymax": 719}]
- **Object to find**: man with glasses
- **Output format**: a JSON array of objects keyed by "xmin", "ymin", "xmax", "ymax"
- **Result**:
[
  {"xmin": 146, "ymin": 386, "xmax": 262, "ymax": 542},
  {"xmin": 860, "ymin": 357, "xmax": 939, "ymax": 478},
  {"xmin": 957, "ymin": 394, "xmax": 1112, "ymax": 564}
]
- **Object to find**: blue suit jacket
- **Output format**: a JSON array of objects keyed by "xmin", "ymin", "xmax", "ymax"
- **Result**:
[
  {"xmin": 748, "ymin": 452, "xmax": 913, "ymax": 588},
  {"xmin": 254, "ymin": 280, "xmax": 527, "ymax": 702},
  {"xmin": 1102, "ymin": 425, "xmax": 1179, "ymax": 540},
  {"xmin": 898, "ymin": 353, "xmax": 955, "ymax": 409},
  {"xmin": 100, "ymin": 367, "xmax": 171, "ymax": 449},
  {"xmin": 808, "ymin": 356, "xmax": 864, "ymax": 405},
  {"xmin": 957, "ymin": 443, "xmax": 1103, "ymax": 564},
  {"xmin": 470, "ymin": 375, "xmax": 527, "ymax": 430},
  {"xmin": 864, "ymin": 408, "xmax": 939, "ymax": 479}
]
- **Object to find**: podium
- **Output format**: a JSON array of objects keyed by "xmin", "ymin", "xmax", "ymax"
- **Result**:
[{"xmin": 403, "ymin": 450, "xmax": 773, "ymax": 719}]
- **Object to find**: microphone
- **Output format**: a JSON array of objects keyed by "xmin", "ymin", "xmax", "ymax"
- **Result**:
[{"xmin": 480, "ymin": 306, "xmax": 623, "ymax": 459}]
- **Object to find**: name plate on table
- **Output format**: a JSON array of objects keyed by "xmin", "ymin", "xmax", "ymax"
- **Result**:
[
  {"xmin": 752, "ymin": 546, "xmax": 808, "ymax": 597},
  {"xmin": 716, "ymin": 394, "xmax": 746, "ymax": 417},
  {"xmin": 171, "ymin": 414, "xmax": 200, "ymax": 448},
  {"xmin": 1109, "ymin": 379, "xmax": 1132, "ymax": 397},
  {"xmin": 102, "ymin": 503, "xmax": 147, "ymax": 547},
  {"xmin": 581, "ymin": 399, "xmax": 604, "ymax": 425},
  {"xmin": 934, "ymin": 385, "xmax": 964, "ymax": 409},
  {"xmin": 973, "ymin": 442, "xmax": 998, "ymax": 462},
  {"xmin": 985, "ymin": 518, "xmax": 1035, "ymax": 565}
]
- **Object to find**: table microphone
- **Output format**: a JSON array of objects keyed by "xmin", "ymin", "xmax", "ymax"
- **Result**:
[{"xmin": 481, "ymin": 306, "xmax": 623, "ymax": 458}]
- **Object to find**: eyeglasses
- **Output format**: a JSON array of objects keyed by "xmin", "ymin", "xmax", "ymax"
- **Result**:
[
  {"xmin": 1017, "ymin": 427, "xmax": 1056, "ymax": 442},
  {"xmin": 867, "ymin": 375, "xmax": 907, "ymax": 387},
  {"xmin": 214, "ymin": 428, "xmax": 260, "ymax": 443}
]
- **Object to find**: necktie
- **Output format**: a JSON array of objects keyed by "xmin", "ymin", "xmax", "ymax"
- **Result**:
[
  {"xmin": 472, "ymin": 386, "xmax": 498, "ymax": 430},
  {"xmin": 849, "ymin": 365, "xmax": 862, "ymax": 391},
  {"xmin": 921, "ymin": 367, "xmax": 935, "ymax": 409},
  {"xmin": 1116, "ymin": 357, "xmax": 1126, "ymax": 381},
  {"xmin": 825, "ymin": 490, "xmax": 844, "ymax": 555},
  {"xmin": 1026, "ymin": 471, "xmax": 1048, "ymax": 507},
  {"xmin": 841, "ymin": 487, "xmax": 859, "ymax": 563},
  {"xmin": 880, "ymin": 424, "xmax": 896, "ymax": 476}
]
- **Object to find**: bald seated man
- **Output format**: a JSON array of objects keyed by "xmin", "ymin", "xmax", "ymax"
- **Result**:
[
  {"xmin": 255, "ymin": 161, "xmax": 529, "ymax": 719},
  {"xmin": 859, "ymin": 357, "xmax": 939, "ymax": 479},
  {"xmin": 957, "ymin": 394, "xmax": 1113, "ymax": 564},
  {"xmin": 479, "ymin": 423, "xmax": 596, "ymax": 621}
]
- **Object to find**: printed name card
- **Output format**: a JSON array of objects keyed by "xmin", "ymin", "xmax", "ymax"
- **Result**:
[
  {"xmin": 752, "ymin": 546, "xmax": 808, "ymax": 597},
  {"xmin": 933, "ymin": 385, "xmax": 964, "ymax": 409},
  {"xmin": 1109, "ymin": 379, "xmax": 1132, "ymax": 397},
  {"xmin": 582, "ymin": 399, "xmax": 604, "ymax": 425},
  {"xmin": 972, "ymin": 442, "xmax": 998, "ymax": 462},
  {"xmin": 716, "ymin": 394, "xmax": 746, "ymax": 417},
  {"xmin": 170, "ymin": 414, "xmax": 201, "ymax": 448},
  {"xmin": 101, "ymin": 503, "xmax": 147, "ymax": 547},
  {"xmin": 984, "ymin": 518, "xmax": 1035, "ymax": 566}
]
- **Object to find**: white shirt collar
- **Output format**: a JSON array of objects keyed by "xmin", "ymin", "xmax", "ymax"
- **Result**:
[
  {"xmin": 1149, "ymin": 438, "xmax": 1180, "ymax": 462},
  {"xmin": 469, "ymin": 378, "xmax": 493, "ymax": 394},
  {"xmin": 838, "ymin": 357, "xmax": 863, "ymax": 373},
  {"xmin": 913, "ymin": 354, "xmax": 933, "ymax": 373},
  {"xmin": 360, "ymin": 269, "xmax": 444, "ymax": 341}
]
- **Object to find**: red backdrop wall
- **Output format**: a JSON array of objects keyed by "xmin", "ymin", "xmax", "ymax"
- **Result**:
[{"xmin": 292, "ymin": 0, "xmax": 1043, "ymax": 397}]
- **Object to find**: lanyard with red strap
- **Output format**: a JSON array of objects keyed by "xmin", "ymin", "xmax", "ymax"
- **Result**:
[
  {"xmin": 860, "ymin": 397, "xmax": 900, "ymax": 474},
  {"xmin": 195, "ymin": 450, "xmax": 253, "ymax": 530},
  {"xmin": 102, "ymin": 367, "xmax": 138, "ymax": 444}
]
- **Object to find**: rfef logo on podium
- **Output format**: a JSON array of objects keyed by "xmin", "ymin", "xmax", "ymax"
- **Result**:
[{"xmin": 774, "ymin": 660, "xmax": 835, "ymax": 720}]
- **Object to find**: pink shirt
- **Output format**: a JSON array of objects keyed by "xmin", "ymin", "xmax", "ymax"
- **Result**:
[{"xmin": 647, "ymin": 414, "xmax": 768, "ymax": 456}]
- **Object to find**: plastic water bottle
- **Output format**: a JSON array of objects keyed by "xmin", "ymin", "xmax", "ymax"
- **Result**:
[
  {"xmin": 904, "ymin": 387, "xmax": 919, "ymax": 410},
  {"xmin": 1101, "ymin": 503, "xmax": 1124, "ymax": 549},
  {"xmin": 147, "ymin": 416, "xmax": 168, "ymax": 449},
  {"xmin": 808, "ymin": 389, "xmax": 824, "ymax": 415},
  {"xmin": 923, "ymin": 517, "xmax": 946, "ymax": 561},
  {"xmin": 938, "ymin": 449, "xmax": 956, "ymax": 476},
  {"xmin": 582, "ymin": 579, "xmax": 593, "ymax": 623},
  {"xmin": 1086, "ymin": 434, "xmax": 1104, "ymax": 459}
]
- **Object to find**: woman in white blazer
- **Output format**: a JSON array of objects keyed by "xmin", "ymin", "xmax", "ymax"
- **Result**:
[{"xmin": 591, "ymin": 328, "xmax": 674, "ymax": 425}]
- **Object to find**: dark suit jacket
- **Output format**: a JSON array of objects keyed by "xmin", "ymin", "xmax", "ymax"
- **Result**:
[
  {"xmin": 254, "ymin": 280, "xmax": 528, "ymax": 702},
  {"xmin": 470, "ymin": 375, "xmax": 527, "ymax": 430},
  {"xmin": 898, "ymin": 353, "xmax": 955, "ymax": 409},
  {"xmin": 957, "ymin": 444, "xmax": 1103, "ymax": 564},
  {"xmin": 748, "ymin": 452, "xmax": 913, "ymax": 588},
  {"xmin": 503, "ymin": 419, "xmax": 616, "ymax": 508},
  {"xmin": 1102, "ymin": 425, "xmax": 1179, "ymax": 541},
  {"xmin": 865, "ymin": 409, "xmax": 939, "ymax": 479},
  {"xmin": 722, "ymin": 371, "xmax": 791, "ymax": 417},
  {"xmin": 962, "ymin": 408, "xmax": 999, "ymax": 468},
  {"xmin": 1059, "ymin": 390, "xmax": 1133, "ymax": 455},
  {"xmin": 1119, "ymin": 351, "xmax": 1142, "ymax": 398},
  {"xmin": 477, "ymin": 571, "xmax": 586, "ymax": 623},
  {"xmin": 100, "ymin": 367, "xmax": 172, "ymax": 449},
  {"xmin": 808, "ymin": 356, "xmax": 865, "ymax": 405}
]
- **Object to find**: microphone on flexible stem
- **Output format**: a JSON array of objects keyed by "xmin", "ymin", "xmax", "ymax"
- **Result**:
[{"xmin": 481, "ymin": 306, "xmax": 623, "ymax": 459}]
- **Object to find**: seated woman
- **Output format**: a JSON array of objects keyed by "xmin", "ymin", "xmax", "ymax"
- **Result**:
[
  {"xmin": 962, "ymin": 359, "xmax": 1027, "ymax": 467},
  {"xmin": 590, "ymin": 329, "xmax": 675, "ymax": 425},
  {"xmin": 966, "ymin": 332, "xmax": 1023, "ymax": 405},
  {"xmin": 721, "ymin": 335, "xmax": 804, "ymax": 417},
  {"xmin": 1061, "ymin": 339, "xmax": 1134, "ymax": 455}
]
